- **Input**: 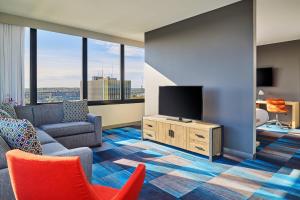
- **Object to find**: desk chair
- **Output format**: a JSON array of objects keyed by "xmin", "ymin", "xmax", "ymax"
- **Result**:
[
  {"xmin": 6, "ymin": 149, "xmax": 146, "ymax": 200},
  {"xmin": 266, "ymin": 98, "xmax": 290, "ymax": 129}
]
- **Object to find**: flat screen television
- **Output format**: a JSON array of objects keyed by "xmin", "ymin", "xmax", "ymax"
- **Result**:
[
  {"xmin": 159, "ymin": 86, "xmax": 203, "ymax": 121},
  {"xmin": 257, "ymin": 67, "xmax": 273, "ymax": 87}
]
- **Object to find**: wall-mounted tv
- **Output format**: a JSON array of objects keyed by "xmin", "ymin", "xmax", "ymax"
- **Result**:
[
  {"xmin": 257, "ymin": 67, "xmax": 273, "ymax": 87},
  {"xmin": 159, "ymin": 86, "xmax": 203, "ymax": 121}
]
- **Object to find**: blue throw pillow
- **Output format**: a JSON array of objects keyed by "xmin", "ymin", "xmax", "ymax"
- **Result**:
[
  {"xmin": 0, "ymin": 103, "xmax": 17, "ymax": 119},
  {"xmin": 0, "ymin": 118, "xmax": 42, "ymax": 155},
  {"xmin": 63, "ymin": 100, "xmax": 89, "ymax": 122}
]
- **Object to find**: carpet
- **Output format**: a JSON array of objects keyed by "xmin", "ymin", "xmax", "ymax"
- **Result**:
[
  {"xmin": 257, "ymin": 124, "xmax": 300, "ymax": 134},
  {"xmin": 92, "ymin": 127, "xmax": 300, "ymax": 199}
]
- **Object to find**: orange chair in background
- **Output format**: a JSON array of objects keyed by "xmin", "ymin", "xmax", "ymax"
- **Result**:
[
  {"xmin": 6, "ymin": 149, "xmax": 146, "ymax": 200},
  {"xmin": 266, "ymin": 98, "xmax": 290, "ymax": 128}
]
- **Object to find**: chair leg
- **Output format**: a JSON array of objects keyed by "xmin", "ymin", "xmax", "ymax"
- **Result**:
[
  {"xmin": 266, "ymin": 119, "xmax": 277, "ymax": 127},
  {"xmin": 266, "ymin": 114, "xmax": 291, "ymax": 129},
  {"xmin": 275, "ymin": 114, "xmax": 291, "ymax": 129}
]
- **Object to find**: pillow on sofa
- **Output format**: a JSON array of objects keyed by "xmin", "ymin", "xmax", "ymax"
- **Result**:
[
  {"xmin": 0, "ymin": 109, "xmax": 12, "ymax": 119},
  {"xmin": 0, "ymin": 103, "xmax": 17, "ymax": 119},
  {"xmin": 0, "ymin": 118, "xmax": 42, "ymax": 155},
  {"xmin": 63, "ymin": 100, "xmax": 89, "ymax": 122}
]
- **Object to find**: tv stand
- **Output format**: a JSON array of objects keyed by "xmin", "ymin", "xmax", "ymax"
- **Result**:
[
  {"xmin": 142, "ymin": 115, "xmax": 223, "ymax": 161},
  {"xmin": 167, "ymin": 117, "xmax": 192, "ymax": 123}
]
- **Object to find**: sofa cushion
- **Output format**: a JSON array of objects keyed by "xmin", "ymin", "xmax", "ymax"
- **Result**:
[
  {"xmin": 36, "ymin": 128, "xmax": 56, "ymax": 145},
  {"xmin": 14, "ymin": 105, "xmax": 35, "ymax": 125},
  {"xmin": 40, "ymin": 122, "xmax": 94, "ymax": 138},
  {"xmin": 63, "ymin": 100, "xmax": 89, "ymax": 122},
  {"xmin": 42, "ymin": 142, "xmax": 67, "ymax": 155},
  {"xmin": 0, "ymin": 103, "xmax": 17, "ymax": 119},
  {"xmin": 33, "ymin": 104, "xmax": 64, "ymax": 127},
  {"xmin": 0, "ymin": 118, "xmax": 42, "ymax": 155}
]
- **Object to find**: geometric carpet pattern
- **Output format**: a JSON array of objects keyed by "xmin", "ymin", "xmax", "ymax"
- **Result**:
[
  {"xmin": 92, "ymin": 127, "xmax": 300, "ymax": 199},
  {"xmin": 257, "ymin": 124, "xmax": 300, "ymax": 134}
]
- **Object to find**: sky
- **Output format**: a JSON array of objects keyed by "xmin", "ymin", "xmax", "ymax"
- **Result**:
[{"xmin": 24, "ymin": 29, "xmax": 144, "ymax": 88}]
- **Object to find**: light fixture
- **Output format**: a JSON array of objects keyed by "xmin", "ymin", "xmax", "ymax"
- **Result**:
[{"xmin": 258, "ymin": 89, "xmax": 264, "ymax": 100}]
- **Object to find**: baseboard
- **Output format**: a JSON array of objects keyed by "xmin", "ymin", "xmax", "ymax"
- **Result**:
[
  {"xmin": 103, "ymin": 121, "xmax": 141, "ymax": 130},
  {"xmin": 223, "ymin": 147, "xmax": 254, "ymax": 160}
]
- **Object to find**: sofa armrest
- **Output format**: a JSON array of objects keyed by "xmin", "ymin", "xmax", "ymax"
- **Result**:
[
  {"xmin": 0, "ymin": 152, "xmax": 7, "ymax": 169},
  {"xmin": 87, "ymin": 113, "xmax": 102, "ymax": 144},
  {"xmin": 51, "ymin": 147, "xmax": 93, "ymax": 181},
  {"xmin": 0, "ymin": 136, "xmax": 10, "ymax": 169}
]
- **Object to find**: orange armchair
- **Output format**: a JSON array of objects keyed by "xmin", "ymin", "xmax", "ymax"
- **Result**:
[
  {"xmin": 266, "ymin": 98, "xmax": 289, "ymax": 128},
  {"xmin": 6, "ymin": 149, "xmax": 145, "ymax": 200}
]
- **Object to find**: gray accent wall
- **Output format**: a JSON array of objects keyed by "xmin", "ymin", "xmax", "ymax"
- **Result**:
[
  {"xmin": 145, "ymin": 0, "xmax": 256, "ymax": 155},
  {"xmin": 257, "ymin": 40, "xmax": 300, "ymax": 101}
]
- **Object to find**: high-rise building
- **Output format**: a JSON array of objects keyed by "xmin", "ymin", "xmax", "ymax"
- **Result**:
[{"xmin": 81, "ymin": 76, "xmax": 131, "ymax": 100}]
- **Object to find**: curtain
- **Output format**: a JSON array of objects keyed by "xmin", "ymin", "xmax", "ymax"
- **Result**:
[{"xmin": 0, "ymin": 24, "xmax": 25, "ymax": 105}]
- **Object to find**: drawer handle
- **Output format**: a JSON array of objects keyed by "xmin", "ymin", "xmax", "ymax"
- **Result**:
[
  {"xmin": 195, "ymin": 146, "xmax": 205, "ymax": 151},
  {"xmin": 195, "ymin": 134, "xmax": 205, "ymax": 139},
  {"xmin": 147, "ymin": 124, "xmax": 153, "ymax": 127},
  {"xmin": 169, "ymin": 130, "xmax": 174, "ymax": 138},
  {"xmin": 146, "ymin": 133, "xmax": 153, "ymax": 137}
]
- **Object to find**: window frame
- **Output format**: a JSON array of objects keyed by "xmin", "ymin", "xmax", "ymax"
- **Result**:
[{"xmin": 28, "ymin": 28, "xmax": 144, "ymax": 105}]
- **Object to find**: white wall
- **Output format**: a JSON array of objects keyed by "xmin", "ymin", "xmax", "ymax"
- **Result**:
[
  {"xmin": 144, "ymin": 63, "xmax": 175, "ymax": 115},
  {"xmin": 89, "ymin": 103, "xmax": 144, "ymax": 127}
]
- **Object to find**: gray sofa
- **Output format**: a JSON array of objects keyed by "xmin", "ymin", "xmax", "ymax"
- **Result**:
[{"xmin": 0, "ymin": 103, "xmax": 102, "ymax": 200}]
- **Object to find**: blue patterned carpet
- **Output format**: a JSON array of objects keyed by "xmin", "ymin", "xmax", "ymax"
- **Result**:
[
  {"xmin": 257, "ymin": 124, "xmax": 300, "ymax": 134},
  {"xmin": 92, "ymin": 127, "xmax": 300, "ymax": 200}
]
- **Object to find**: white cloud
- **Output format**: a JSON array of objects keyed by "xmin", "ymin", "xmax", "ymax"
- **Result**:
[
  {"xmin": 92, "ymin": 39, "xmax": 144, "ymax": 57},
  {"xmin": 125, "ymin": 46, "xmax": 144, "ymax": 57}
]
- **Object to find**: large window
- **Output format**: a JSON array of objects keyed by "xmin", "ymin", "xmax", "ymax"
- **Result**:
[
  {"xmin": 25, "ymin": 28, "xmax": 144, "ymax": 105},
  {"xmin": 125, "ymin": 46, "xmax": 144, "ymax": 99},
  {"xmin": 37, "ymin": 30, "xmax": 82, "ymax": 103},
  {"xmin": 88, "ymin": 39, "xmax": 120, "ymax": 101}
]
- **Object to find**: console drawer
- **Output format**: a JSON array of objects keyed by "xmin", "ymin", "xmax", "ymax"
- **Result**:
[
  {"xmin": 143, "ymin": 120, "xmax": 157, "ymax": 131},
  {"xmin": 189, "ymin": 128, "xmax": 209, "ymax": 143},
  {"xmin": 188, "ymin": 141, "xmax": 209, "ymax": 156},
  {"xmin": 143, "ymin": 130, "xmax": 156, "ymax": 140}
]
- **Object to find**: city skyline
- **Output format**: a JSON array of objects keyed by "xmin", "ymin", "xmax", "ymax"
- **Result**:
[{"xmin": 24, "ymin": 29, "xmax": 145, "ymax": 89}]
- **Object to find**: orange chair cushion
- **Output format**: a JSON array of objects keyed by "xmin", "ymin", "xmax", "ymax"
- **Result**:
[
  {"xmin": 266, "ymin": 98, "xmax": 285, "ymax": 105},
  {"xmin": 6, "ymin": 149, "xmax": 99, "ymax": 200},
  {"xmin": 6, "ymin": 150, "xmax": 146, "ymax": 200},
  {"xmin": 266, "ymin": 98, "xmax": 288, "ymax": 113}
]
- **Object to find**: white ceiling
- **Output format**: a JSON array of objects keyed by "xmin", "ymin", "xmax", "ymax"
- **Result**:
[
  {"xmin": 257, "ymin": 0, "xmax": 300, "ymax": 45},
  {"xmin": 0, "ymin": 0, "xmax": 299, "ymax": 45},
  {"xmin": 0, "ymin": 0, "xmax": 240, "ymax": 42}
]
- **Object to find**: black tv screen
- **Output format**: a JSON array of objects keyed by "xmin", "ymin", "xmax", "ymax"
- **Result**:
[
  {"xmin": 257, "ymin": 67, "xmax": 273, "ymax": 87},
  {"xmin": 159, "ymin": 86, "xmax": 203, "ymax": 120}
]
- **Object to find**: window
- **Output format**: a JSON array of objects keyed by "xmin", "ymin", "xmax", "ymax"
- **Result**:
[
  {"xmin": 125, "ymin": 46, "xmax": 144, "ymax": 99},
  {"xmin": 24, "ymin": 28, "xmax": 30, "ymax": 104},
  {"xmin": 36, "ymin": 30, "xmax": 82, "ymax": 103},
  {"xmin": 26, "ymin": 28, "xmax": 144, "ymax": 105},
  {"xmin": 87, "ymin": 39, "xmax": 120, "ymax": 101}
]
